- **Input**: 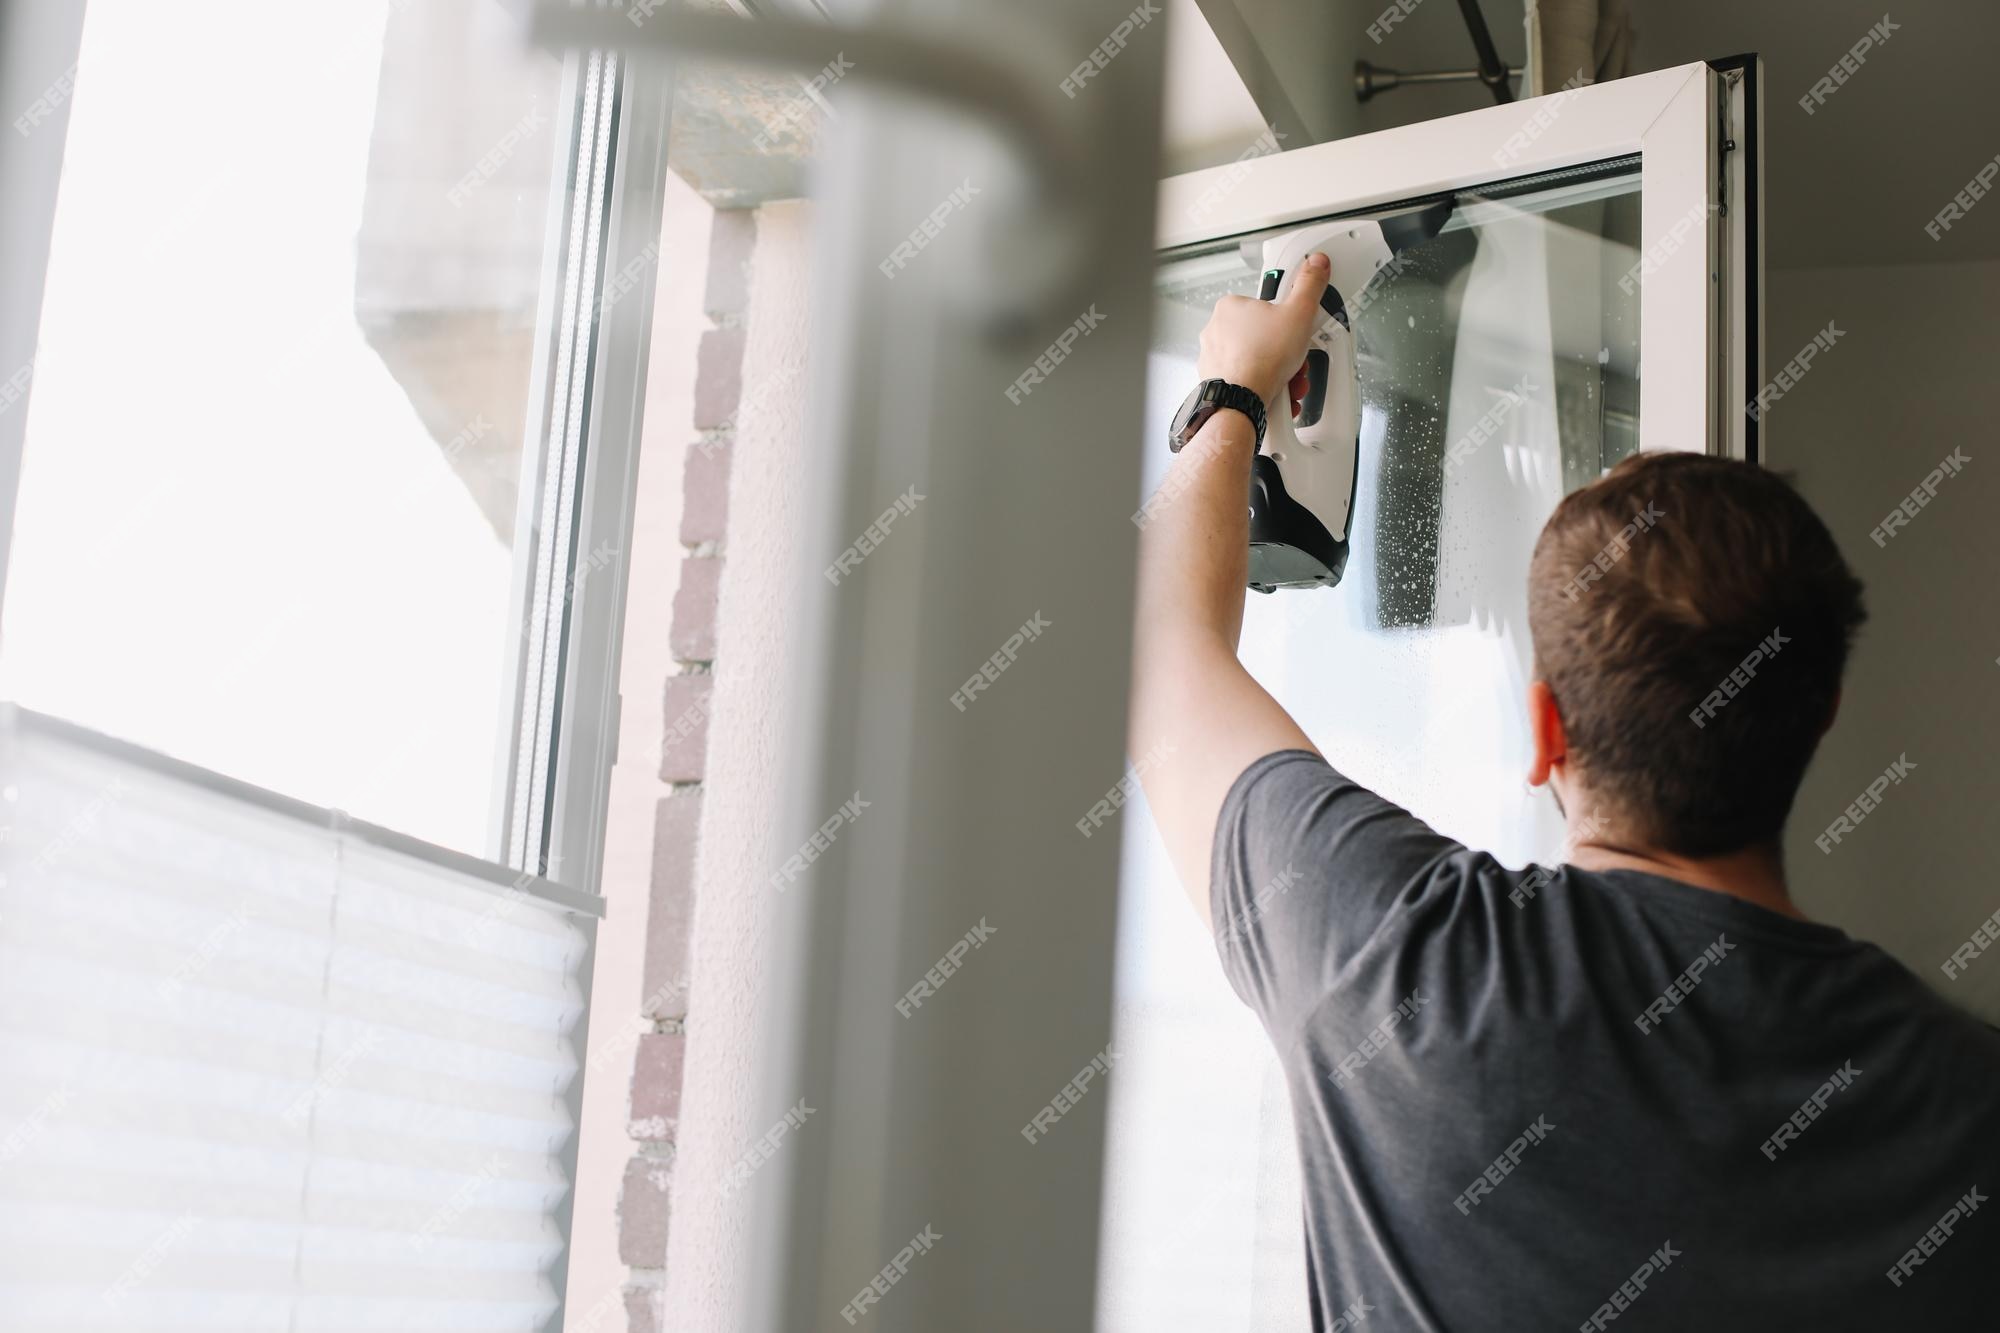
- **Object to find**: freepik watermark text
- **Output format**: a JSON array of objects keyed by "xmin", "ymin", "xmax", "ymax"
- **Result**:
[
  {"xmin": 1076, "ymin": 742, "xmax": 1175, "ymax": 838},
  {"xmin": 949, "ymin": 613, "xmax": 1053, "ymax": 712},
  {"xmin": 1633, "ymin": 935, "xmax": 1734, "ymax": 1034},
  {"xmin": 448, "ymin": 106, "xmax": 548, "ymax": 207},
  {"xmin": 1579, "ymin": 1241, "xmax": 1681, "ymax": 1330},
  {"xmin": 1617, "ymin": 203, "xmax": 1716, "ymax": 295},
  {"xmin": 1926, "ymin": 149, "xmax": 2000, "ymax": 241},
  {"xmin": 1799, "ymin": 16, "xmax": 1901, "ymax": 116},
  {"xmin": 839, "ymin": 1223, "xmax": 943, "ymax": 1324},
  {"xmin": 1059, "ymin": 3, "xmax": 1162, "ymax": 98},
  {"xmin": 1689, "ymin": 628, "xmax": 1790, "ymax": 728},
  {"xmin": 1816, "ymin": 753, "xmax": 1916, "ymax": 853},
  {"xmin": 1942, "ymin": 904, "xmax": 2000, "ymax": 981},
  {"xmin": 1492, "ymin": 69, "xmax": 1591, "ymax": 167},
  {"xmin": 751, "ymin": 54, "xmax": 853, "ymax": 153},
  {"xmin": 1329, "ymin": 989, "xmax": 1428, "ymax": 1087},
  {"xmin": 1509, "ymin": 812, "xmax": 1614, "ymax": 908},
  {"xmin": 770, "ymin": 792, "xmax": 871, "ymax": 891},
  {"xmin": 1006, "ymin": 306, "xmax": 1108, "ymax": 404},
  {"xmin": 719, "ymin": 1099, "xmax": 816, "ymax": 1196},
  {"xmin": 1559, "ymin": 502, "xmax": 1666, "ymax": 602},
  {"xmin": 1442, "ymin": 375, "xmax": 1538, "ymax": 472},
  {"xmin": 896, "ymin": 918, "xmax": 999, "ymax": 1017},
  {"xmin": 1870, "ymin": 448, "xmax": 1970, "ymax": 547},
  {"xmin": 1021, "ymin": 1047, "xmax": 1118, "ymax": 1144},
  {"xmin": 1366, "ymin": 0, "xmax": 1424, "ymax": 44},
  {"xmin": 1749, "ymin": 323, "xmax": 1844, "ymax": 421},
  {"xmin": 1759, "ymin": 1060, "xmax": 1861, "ymax": 1160},
  {"xmin": 1886, "ymin": 1188, "xmax": 1983, "ymax": 1287},
  {"xmin": 1454, "ymin": 1115, "xmax": 1556, "ymax": 1215},
  {"xmin": 1186, "ymin": 128, "xmax": 1287, "ymax": 224},
  {"xmin": 827, "ymin": 486, "xmax": 924, "ymax": 585},
  {"xmin": 12, "ymin": 63, "xmax": 79, "ymax": 137},
  {"xmin": 1215, "ymin": 864, "xmax": 1302, "ymax": 951},
  {"xmin": 880, "ymin": 180, "xmax": 980, "ymax": 279}
]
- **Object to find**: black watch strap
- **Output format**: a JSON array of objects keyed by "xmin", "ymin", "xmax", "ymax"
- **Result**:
[{"xmin": 1170, "ymin": 378, "xmax": 1266, "ymax": 452}]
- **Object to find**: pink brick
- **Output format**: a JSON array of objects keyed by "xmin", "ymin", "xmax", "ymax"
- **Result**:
[
  {"xmin": 690, "ymin": 325, "xmax": 747, "ymax": 430},
  {"xmin": 623, "ymin": 1286, "xmax": 664, "ymax": 1333},
  {"xmin": 640, "ymin": 792, "xmax": 701, "ymax": 1018},
  {"xmin": 658, "ymin": 674, "xmax": 713, "ymax": 783},
  {"xmin": 617, "ymin": 1155, "xmax": 672, "ymax": 1267},
  {"xmin": 704, "ymin": 209, "xmax": 756, "ymax": 320},
  {"xmin": 680, "ymin": 436, "xmax": 732, "ymax": 548},
  {"xmin": 670, "ymin": 556, "xmax": 722, "ymax": 664},
  {"xmin": 629, "ymin": 1032, "xmax": 686, "ymax": 1141}
]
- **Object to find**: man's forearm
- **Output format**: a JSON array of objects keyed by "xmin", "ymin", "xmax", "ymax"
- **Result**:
[
  {"xmin": 1133, "ymin": 408, "xmax": 1258, "ymax": 661},
  {"xmin": 1130, "ymin": 405, "xmax": 1321, "ymax": 920},
  {"xmin": 1126, "ymin": 270, "xmax": 1326, "ymax": 919}
]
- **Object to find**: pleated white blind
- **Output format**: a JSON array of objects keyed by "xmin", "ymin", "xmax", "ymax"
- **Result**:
[{"xmin": 0, "ymin": 707, "xmax": 598, "ymax": 1332}]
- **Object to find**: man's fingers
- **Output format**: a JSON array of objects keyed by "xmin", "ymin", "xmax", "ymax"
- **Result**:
[{"xmin": 1283, "ymin": 253, "xmax": 1331, "ymax": 324}]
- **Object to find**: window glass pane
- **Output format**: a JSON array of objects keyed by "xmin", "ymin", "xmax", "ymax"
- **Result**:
[
  {"xmin": 0, "ymin": 0, "xmax": 570, "ymax": 858},
  {"xmin": 1098, "ymin": 165, "xmax": 1642, "ymax": 1330}
]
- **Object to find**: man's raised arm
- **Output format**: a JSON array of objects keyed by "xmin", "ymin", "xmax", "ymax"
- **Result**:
[{"xmin": 1128, "ymin": 254, "xmax": 1331, "ymax": 925}]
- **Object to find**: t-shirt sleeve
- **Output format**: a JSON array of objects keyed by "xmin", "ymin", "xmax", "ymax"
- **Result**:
[{"xmin": 1209, "ymin": 749, "xmax": 1464, "ymax": 1035}]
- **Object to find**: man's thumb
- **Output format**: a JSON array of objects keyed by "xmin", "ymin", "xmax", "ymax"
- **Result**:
[{"xmin": 1284, "ymin": 253, "xmax": 1330, "ymax": 320}]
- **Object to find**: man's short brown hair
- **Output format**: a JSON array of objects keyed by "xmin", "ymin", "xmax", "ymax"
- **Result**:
[{"xmin": 1527, "ymin": 452, "xmax": 1867, "ymax": 856}]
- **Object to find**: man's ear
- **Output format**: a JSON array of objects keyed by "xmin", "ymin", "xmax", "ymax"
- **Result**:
[{"xmin": 1525, "ymin": 679, "xmax": 1567, "ymax": 788}]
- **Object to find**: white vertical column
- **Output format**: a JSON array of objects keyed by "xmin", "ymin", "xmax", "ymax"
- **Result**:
[{"xmin": 747, "ymin": 2, "xmax": 1170, "ymax": 1330}]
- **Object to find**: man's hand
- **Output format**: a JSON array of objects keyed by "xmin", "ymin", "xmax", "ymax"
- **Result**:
[
  {"xmin": 1196, "ymin": 251, "xmax": 1330, "ymax": 421},
  {"xmin": 1128, "ymin": 255, "xmax": 1331, "ymax": 926}
]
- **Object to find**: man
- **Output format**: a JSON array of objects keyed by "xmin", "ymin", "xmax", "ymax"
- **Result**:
[{"xmin": 1130, "ymin": 254, "xmax": 1997, "ymax": 1330}]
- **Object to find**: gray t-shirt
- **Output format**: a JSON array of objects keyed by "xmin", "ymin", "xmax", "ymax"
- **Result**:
[{"xmin": 1211, "ymin": 750, "xmax": 1998, "ymax": 1332}]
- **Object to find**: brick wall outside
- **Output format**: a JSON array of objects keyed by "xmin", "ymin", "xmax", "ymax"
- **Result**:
[{"xmin": 615, "ymin": 207, "xmax": 756, "ymax": 1331}]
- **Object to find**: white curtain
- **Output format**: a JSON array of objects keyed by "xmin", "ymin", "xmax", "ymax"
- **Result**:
[
  {"xmin": 0, "ymin": 707, "xmax": 595, "ymax": 1331},
  {"xmin": 1526, "ymin": 0, "xmax": 1636, "ymax": 94}
]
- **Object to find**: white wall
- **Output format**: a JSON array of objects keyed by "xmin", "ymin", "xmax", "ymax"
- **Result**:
[
  {"xmin": 1769, "ymin": 259, "xmax": 2000, "ymax": 1021},
  {"xmin": 658, "ymin": 198, "xmax": 814, "ymax": 1331}
]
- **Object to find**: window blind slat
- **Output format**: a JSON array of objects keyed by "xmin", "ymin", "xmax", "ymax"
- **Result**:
[{"xmin": 0, "ymin": 712, "xmax": 593, "ymax": 1331}]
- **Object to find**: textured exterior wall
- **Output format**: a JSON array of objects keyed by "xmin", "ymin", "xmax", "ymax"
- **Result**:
[
  {"xmin": 563, "ymin": 171, "xmax": 709, "ymax": 1332},
  {"xmin": 613, "ymin": 204, "xmax": 760, "ymax": 1331},
  {"xmin": 568, "ymin": 196, "xmax": 802, "ymax": 1332},
  {"xmin": 656, "ymin": 197, "xmax": 813, "ymax": 1332}
]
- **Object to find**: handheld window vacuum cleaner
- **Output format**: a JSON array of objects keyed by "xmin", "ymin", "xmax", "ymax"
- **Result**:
[{"xmin": 1240, "ymin": 200, "xmax": 1454, "ymax": 593}]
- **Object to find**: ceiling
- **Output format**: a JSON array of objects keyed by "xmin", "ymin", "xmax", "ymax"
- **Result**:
[
  {"xmin": 675, "ymin": 0, "xmax": 2000, "ymax": 271},
  {"xmin": 1164, "ymin": 0, "xmax": 2000, "ymax": 268}
]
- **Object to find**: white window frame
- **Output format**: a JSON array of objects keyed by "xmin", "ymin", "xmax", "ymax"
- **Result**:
[
  {"xmin": 1156, "ymin": 57, "xmax": 1764, "ymax": 462},
  {"xmin": 494, "ymin": 47, "xmax": 676, "ymax": 896},
  {"xmin": 0, "ymin": 9, "xmax": 674, "ymax": 1317}
]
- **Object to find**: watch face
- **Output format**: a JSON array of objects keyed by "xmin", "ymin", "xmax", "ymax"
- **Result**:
[
  {"xmin": 1169, "ymin": 380, "xmax": 1218, "ymax": 452},
  {"xmin": 1170, "ymin": 379, "xmax": 1264, "ymax": 453}
]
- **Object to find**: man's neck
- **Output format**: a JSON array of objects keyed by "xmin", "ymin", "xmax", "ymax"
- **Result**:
[{"xmin": 1565, "ymin": 833, "xmax": 1806, "ymax": 921}]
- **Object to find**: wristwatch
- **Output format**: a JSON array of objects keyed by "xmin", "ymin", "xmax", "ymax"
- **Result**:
[{"xmin": 1169, "ymin": 378, "xmax": 1266, "ymax": 453}]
